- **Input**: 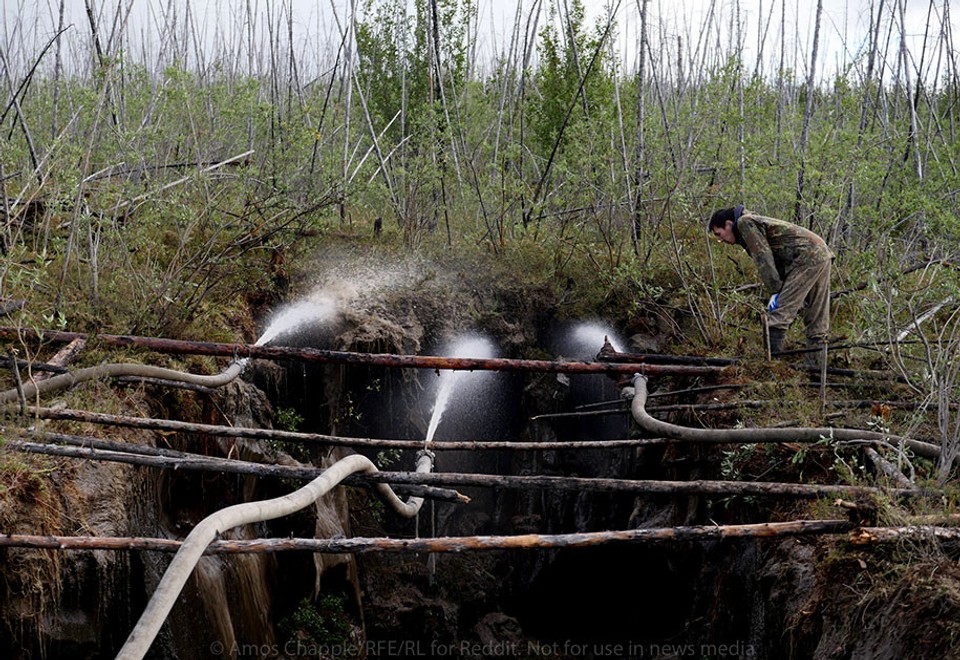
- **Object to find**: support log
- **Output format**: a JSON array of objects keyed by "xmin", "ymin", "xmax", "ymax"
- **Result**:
[
  {"xmin": 5, "ymin": 439, "xmax": 467, "ymax": 504},
  {"xmin": 5, "ymin": 437, "xmax": 918, "ymax": 499},
  {"xmin": 25, "ymin": 406, "xmax": 671, "ymax": 451},
  {"xmin": 850, "ymin": 526, "xmax": 960, "ymax": 544},
  {"xmin": 0, "ymin": 327, "xmax": 723, "ymax": 376},
  {"xmin": 0, "ymin": 520, "xmax": 855, "ymax": 554}
]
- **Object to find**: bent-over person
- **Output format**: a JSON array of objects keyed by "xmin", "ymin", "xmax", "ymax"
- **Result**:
[{"xmin": 708, "ymin": 205, "xmax": 833, "ymax": 364}]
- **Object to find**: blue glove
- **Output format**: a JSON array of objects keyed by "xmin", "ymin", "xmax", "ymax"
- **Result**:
[{"xmin": 767, "ymin": 293, "xmax": 780, "ymax": 312}]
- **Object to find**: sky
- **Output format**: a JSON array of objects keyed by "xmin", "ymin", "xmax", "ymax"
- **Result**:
[{"xmin": 1, "ymin": 0, "xmax": 956, "ymax": 84}]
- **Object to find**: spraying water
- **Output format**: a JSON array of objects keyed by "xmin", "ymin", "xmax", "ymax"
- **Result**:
[
  {"xmin": 568, "ymin": 320, "xmax": 625, "ymax": 357},
  {"xmin": 424, "ymin": 335, "xmax": 496, "ymax": 444},
  {"xmin": 256, "ymin": 297, "xmax": 337, "ymax": 346}
]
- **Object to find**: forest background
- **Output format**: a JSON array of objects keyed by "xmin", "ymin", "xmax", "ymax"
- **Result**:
[{"xmin": 1, "ymin": 0, "xmax": 960, "ymax": 472}]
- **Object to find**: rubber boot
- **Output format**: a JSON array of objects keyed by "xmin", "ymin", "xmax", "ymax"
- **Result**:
[
  {"xmin": 765, "ymin": 327, "xmax": 786, "ymax": 356},
  {"xmin": 804, "ymin": 337, "xmax": 827, "ymax": 368}
]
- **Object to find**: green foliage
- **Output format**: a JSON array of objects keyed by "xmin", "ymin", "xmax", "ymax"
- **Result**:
[
  {"xmin": 278, "ymin": 594, "xmax": 353, "ymax": 647},
  {"xmin": 356, "ymin": 0, "xmax": 472, "ymax": 144},
  {"xmin": 374, "ymin": 448, "xmax": 402, "ymax": 468},
  {"xmin": 530, "ymin": 0, "xmax": 614, "ymax": 159},
  {"xmin": 275, "ymin": 407, "xmax": 304, "ymax": 432}
]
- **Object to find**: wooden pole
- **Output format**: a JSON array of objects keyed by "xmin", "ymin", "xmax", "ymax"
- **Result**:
[
  {"xmin": 6, "ymin": 439, "xmax": 467, "ymax": 503},
  {"xmin": 24, "ymin": 406, "xmax": 670, "ymax": 451},
  {"xmin": 7, "ymin": 437, "xmax": 919, "ymax": 499},
  {"xmin": 850, "ymin": 525, "xmax": 960, "ymax": 544},
  {"xmin": 0, "ymin": 327, "xmax": 723, "ymax": 376},
  {"xmin": 0, "ymin": 520, "xmax": 856, "ymax": 554}
]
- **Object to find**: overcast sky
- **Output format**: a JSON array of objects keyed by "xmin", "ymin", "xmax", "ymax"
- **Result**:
[{"xmin": 2, "ymin": 0, "xmax": 955, "ymax": 83}]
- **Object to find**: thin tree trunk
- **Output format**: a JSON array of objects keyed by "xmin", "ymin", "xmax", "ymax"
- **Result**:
[
  {"xmin": 841, "ymin": 0, "xmax": 885, "ymax": 247},
  {"xmin": 633, "ymin": 0, "xmax": 648, "ymax": 255},
  {"xmin": 561, "ymin": 0, "xmax": 588, "ymax": 115},
  {"xmin": 52, "ymin": 0, "xmax": 66, "ymax": 137},
  {"xmin": 794, "ymin": 0, "xmax": 823, "ymax": 228},
  {"xmin": 900, "ymin": 0, "xmax": 926, "ymax": 180},
  {"xmin": 0, "ymin": 48, "xmax": 41, "ymax": 182},
  {"xmin": 736, "ymin": 0, "xmax": 745, "ymax": 193}
]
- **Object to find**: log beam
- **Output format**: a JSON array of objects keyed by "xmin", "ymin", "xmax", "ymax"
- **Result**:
[
  {"xmin": 6, "ymin": 435, "xmax": 918, "ymax": 499},
  {"xmin": 0, "ymin": 520, "xmax": 855, "ymax": 554},
  {"xmin": 23, "ymin": 406, "xmax": 670, "ymax": 451},
  {"xmin": 0, "ymin": 327, "xmax": 723, "ymax": 376}
]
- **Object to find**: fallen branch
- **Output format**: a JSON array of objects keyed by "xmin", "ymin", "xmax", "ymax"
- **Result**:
[
  {"xmin": 864, "ymin": 447, "xmax": 914, "ymax": 488},
  {"xmin": 0, "ymin": 357, "xmax": 67, "ymax": 375},
  {"xmin": 0, "ymin": 520, "xmax": 856, "ymax": 554},
  {"xmin": 537, "ymin": 398, "xmax": 950, "ymax": 422},
  {"xmin": 0, "ymin": 299, "xmax": 26, "ymax": 316},
  {"xmin": 361, "ymin": 471, "xmax": 918, "ymax": 499},
  {"xmin": 117, "ymin": 150, "xmax": 255, "ymax": 214},
  {"xmin": 32, "ymin": 337, "xmax": 85, "ymax": 382},
  {"xmin": 850, "ymin": 526, "xmax": 960, "ymax": 544}
]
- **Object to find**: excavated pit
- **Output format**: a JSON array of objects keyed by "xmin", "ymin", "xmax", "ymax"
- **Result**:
[{"xmin": 4, "ymin": 252, "xmax": 960, "ymax": 659}]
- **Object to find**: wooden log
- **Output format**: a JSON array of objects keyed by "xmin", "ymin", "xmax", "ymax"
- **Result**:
[
  {"xmin": 114, "ymin": 376, "xmax": 218, "ymax": 394},
  {"xmin": 850, "ymin": 526, "xmax": 960, "ymax": 544},
  {"xmin": 596, "ymin": 347, "xmax": 738, "ymax": 366},
  {"xmin": 864, "ymin": 447, "xmax": 914, "ymax": 488},
  {"xmin": 0, "ymin": 327, "xmax": 723, "ymax": 376},
  {"xmin": 6, "ymin": 438, "xmax": 467, "ymax": 504},
  {"xmin": 0, "ymin": 300, "xmax": 26, "ymax": 317},
  {"xmin": 0, "ymin": 520, "xmax": 855, "ymax": 554},
  {"xmin": 26, "ymin": 406, "xmax": 672, "ymax": 451},
  {"xmin": 33, "ymin": 338, "xmax": 86, "ymax": 382},
  {"xmin": 538, "ymin": 399, "xmax": 947, "ymax": 422},
  {"xmin": 361, "ymin": 470, "xmax": 920, "ymax": 499},
  {"xmin": 0, "ymin": 356, "xmax": 67, "ymax": 374},
  {"xmin": 6, "ymin": 437, "xmax": 918, "ymax": 499},
  {"xmin": 533, "ymin": 400, "xmax": 764, "ymax": 421}
]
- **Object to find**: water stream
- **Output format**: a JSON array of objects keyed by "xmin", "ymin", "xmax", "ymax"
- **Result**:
[
  {"xmin": 256, "ymin": 296, "xmax": 337, "ymax": 346},
  {"xmin": 424, "ymin": 335, "xmax": 496, "ymax": 444},
  {"xmin": 569, "ymin": 320, "xmax": 624, "ymax": 356}
]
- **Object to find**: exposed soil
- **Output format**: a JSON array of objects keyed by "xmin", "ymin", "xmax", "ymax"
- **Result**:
[{"xmin": 2, "ymin": 245, "xmax": 960, "ymax": 659}]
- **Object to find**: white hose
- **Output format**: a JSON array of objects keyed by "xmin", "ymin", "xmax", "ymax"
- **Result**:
[
  {"xmin": 0, "ymin": 361, "xmax": 246, "ymax": 404},
  {"xmin": 116, "ymin": 451, "xmax": 434, "ymax": 660}
]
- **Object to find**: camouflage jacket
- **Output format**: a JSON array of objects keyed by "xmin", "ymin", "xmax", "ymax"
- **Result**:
[{"xmin": 734, "ymin": 212, "xmax": 833, "ymax": 295}]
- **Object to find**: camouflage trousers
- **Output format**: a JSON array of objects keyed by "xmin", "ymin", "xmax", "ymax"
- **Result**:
[{"xmin": 768, "ymin": 254, "xmax": 831, "ymax": 341}]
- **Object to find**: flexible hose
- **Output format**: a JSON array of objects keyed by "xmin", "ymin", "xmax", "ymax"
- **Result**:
[
  {"xmin": 116, "ymin": 451, "xmax": 433, "ymax": 660},
  {"xmin": 0, "ymin": 361, "xmax": 246, "ymax": 404},
  {"xmin": 1, "ymin": 349, "xmax": 438, "ymax": 656},
  {"xmin": 630, "ymin": 374, "xmax": 941, "ymax": 459}
]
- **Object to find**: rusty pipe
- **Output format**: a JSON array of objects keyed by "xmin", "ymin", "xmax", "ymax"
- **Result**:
[{"xmin": 0, "ymin": 327, "xmax": 724, "ymax": 376}]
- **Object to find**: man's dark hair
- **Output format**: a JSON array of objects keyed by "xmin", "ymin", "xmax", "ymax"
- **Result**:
[{"xmin": 708, "ymin": 207, "xmax": 737, "ymax": 230}]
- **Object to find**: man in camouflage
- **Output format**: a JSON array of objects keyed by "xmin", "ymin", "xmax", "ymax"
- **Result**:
[{"xmin": 708, "ymin": 205, "xmax": 833, "ymax": 362}]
